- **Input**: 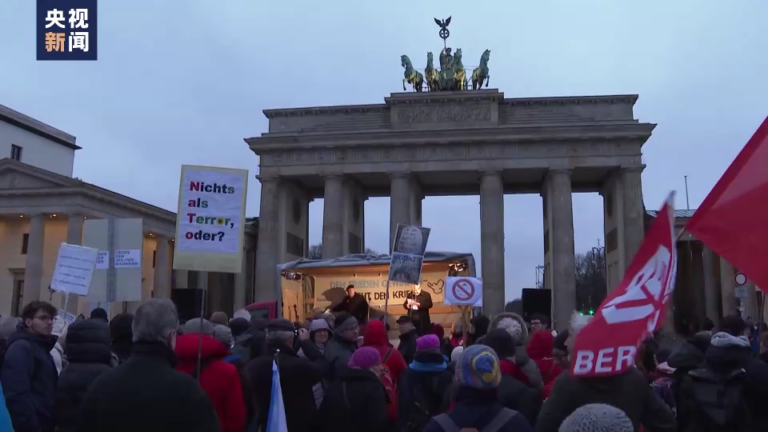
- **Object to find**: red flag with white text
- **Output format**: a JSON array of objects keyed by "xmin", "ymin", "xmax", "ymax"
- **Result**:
[
  {"xmin": 685, "ymin": 117, "xmax": 768, "ymax": 293},
  {"xmin": 570, "ymin": 193, "xmax": 677, "ymax": 377}
]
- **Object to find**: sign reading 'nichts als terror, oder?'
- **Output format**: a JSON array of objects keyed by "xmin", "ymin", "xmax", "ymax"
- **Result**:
[
  {"xmin": 36, "ymin": 0, "xmax": 98, "ymax": 61},
  {"xmin": 173, "ymin": 165, "xmax": 249, "ymax": 274}
]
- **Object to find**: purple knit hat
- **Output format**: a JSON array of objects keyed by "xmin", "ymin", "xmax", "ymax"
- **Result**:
[
  {"xmin": 348, "ymin": 346, "xmax": 381, "ymax": 369},
  {"xmin": 416, "ymin": 334, "xmax": 440, "ymax": 352}
]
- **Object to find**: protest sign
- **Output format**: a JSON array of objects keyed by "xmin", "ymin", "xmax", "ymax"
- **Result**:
[
  {"xmin": 444, "ymin": 276, "xmax": 483, "ymax": 306},
  {"xmin": 173, "ymin": 165, "xmax": 248, "ymax": 273},
  {"xmin": 83, "ymin": 218, "xmax": 143, "ymax": 303},
  {"xmin": 389, "ymin": 225, "xmax": 430, "ymax": 285},
  {"xmin": 51, "ymin": 243, "xmax": 98, "ymax": 296},
  {"xmin": 571, "ymin": 193, "xmax": 677, "ymax": 377}
]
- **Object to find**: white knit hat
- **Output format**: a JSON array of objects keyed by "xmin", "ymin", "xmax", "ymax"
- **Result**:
[
  {"xmin": 558, "ymin": 404, "xmax": 633, "ymax": 432},
  {"xmin": 495, "ymin": 317, "xmax": 523, "ymax": 342}
]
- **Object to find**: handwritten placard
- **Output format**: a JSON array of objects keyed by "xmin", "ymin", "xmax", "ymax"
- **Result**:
[{"xmin": 51, "ymin": 243, "xmax": 98, "ymax": 296}]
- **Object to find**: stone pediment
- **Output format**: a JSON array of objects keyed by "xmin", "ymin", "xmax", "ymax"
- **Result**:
[{"xmin": 0, "ymin": 158, "xmax": 78, "ymax": 190}]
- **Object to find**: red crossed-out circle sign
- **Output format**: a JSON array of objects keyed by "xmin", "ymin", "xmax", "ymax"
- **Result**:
[{"xmin": 451, "ymin": 278, "xmax": 475, "ymax": 302}]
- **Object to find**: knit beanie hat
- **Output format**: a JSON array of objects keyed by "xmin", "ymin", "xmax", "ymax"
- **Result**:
[
  {"xmin": 455, "ymin": 345, "xmax": 501, "ymax": 390},
  {"xmin": 228, "ymin": 317, "xmax": 251, "ymax": 337},
  {"xmin": 495, "ymin": 317, "xmax": 523, "ymax": 342},
  {"xmin": 558, "ymin": 404, "xmax": 634, "ymax": 432},
  {"xmin": 348, "ymin": 346, "xmax": 381, "ymax": 369},
  {"xmin": 416, "ymin": 334, "xmax": 440, "ymax": 352},
  {"xmin": 450, "ymin": 345, "xmax": 465, "ymax": 364},
  {"xmin": 210, "ymin": 311, "xmax": 229, "ymax": 326},
  {"xmin": 334, "ymin": 313, "xmax": 358, "ymax": 334},
  {"xmin": 184, "ymin": 318, "xmax": 215, "ymax": 336},
  {"xmin": 482, "ymin": 328, "xmax": 517, "ymax": 359},
  {"xmin": 213, "ymin": 324, "xmax": 234, "ymax": 348}
]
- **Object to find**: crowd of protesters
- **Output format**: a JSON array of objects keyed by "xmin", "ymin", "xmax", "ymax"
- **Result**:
[{"xmin": 1, "ymin": 294, "xmax": 768, "ymax": 432}]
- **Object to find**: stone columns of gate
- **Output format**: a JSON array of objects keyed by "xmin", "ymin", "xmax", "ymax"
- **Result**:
[
  {"xmin": 702, "ymin": 245, "xmax": 719, "ymax": 328},
  {"xmin": 409, "ymin": 179, "xmax": 423, "ymax": 227},
  {"xmin": 480, "ymin": 171, "xmax": 505, "ymax": 317},
  {"xmin": 322, "ymin": 175, "xmax": 344, "ymax": 258},
  {"xmin": 153, "ymin": 236, "xmax": 171, "ymax": 299},
  {"xmin": 23, "ymin": 213, "xmax": 46, "ymax": 305},
  {"xmin": 389, "ymin": 173, "xmax": 411, "ymax": 252},
  {"xmin": 621, "ymin": 166, "xmax": 645, "ymax": 265},
  {"xmin": 544, "ymin": 169, "xmax": 576, "ymax": 330},
  {"xmin": 254, "ymin": 176, "xmax": 280, "ymax": 302},
  {"xmin": 720, "ymin": 258, "xmax": 736, "ymax": 317}
]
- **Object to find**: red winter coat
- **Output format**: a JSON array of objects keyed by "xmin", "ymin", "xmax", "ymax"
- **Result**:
[
  {"xmin": 175, "ymin": 333, "xmax": 246, "ymax": 432},
  {"xmin": 363, "ymin": 320, "xmax": 407, "ymax": 419},
  {"xmin": 526, "ymin": 331, "xmax": 563, "ymax": 398}
]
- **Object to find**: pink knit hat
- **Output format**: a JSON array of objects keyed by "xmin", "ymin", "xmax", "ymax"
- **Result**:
[
  {"xmin": 348, "ymin": 346, "xmax": 381, "ymax": 369},
  {"xmin": 416, "ymin": 334, "xmax": 440, "ymax": 352}
]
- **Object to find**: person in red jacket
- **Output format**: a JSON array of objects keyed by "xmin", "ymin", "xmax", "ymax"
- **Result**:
[
  {"xmin": 175, "ymin": 319, "xmax": 246, "ymax": 432},
  {"xmin": 526, "ymin": 330, "xmax": 563, "ymax": 399},
  {"xmin": 363, "ymin": 319, "xmax": 407, "ymax": 419}
]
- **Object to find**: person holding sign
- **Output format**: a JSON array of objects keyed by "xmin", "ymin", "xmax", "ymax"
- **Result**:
[{"xmin": 403, "ymin": 285, "xmax": 433, "ymax": 336}]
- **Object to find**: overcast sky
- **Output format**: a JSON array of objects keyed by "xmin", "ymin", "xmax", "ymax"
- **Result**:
[{"xmin": 1, "ymin": 0, "xmax": 766, "ymax": 301}]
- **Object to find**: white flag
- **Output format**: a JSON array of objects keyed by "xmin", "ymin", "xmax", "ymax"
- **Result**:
[{"xmin": 266, "ymin": 359, "xmax": 287, "ymax": 432}]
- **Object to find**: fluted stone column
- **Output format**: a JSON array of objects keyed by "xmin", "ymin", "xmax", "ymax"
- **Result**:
[
  {"xmin": 480, "ymin": 171, "xmax": 505, "ymax": 316},
  {"xmin": 23, "ymin": 214, "xmax": 45, "ymax": 305},
  {"xmin": 153, "ymin": 236, "xmax": 171, "ymax": 299},
  {"xmin": 322, "ymin": 175, "xmax": 344, "ymax": 258},
  {"xmin": 389, "ymin": 173, "xmax": 411, "ymax": 252},
  {"xmin": 720, "ymin": 258, "xmax": 736, "ymax": 316},
  {"xmin": 234, "ymin": 247, "xmax": 247, "ymax": 311},
  {"xmin": 622, "ymin": 167, "xmax": 645, "ymax": 264},
  {"xmin": 64, "ymin": 214, "xmax": 85, "ymax": 312},
  {"xmin": 744, "ymin": 281, "xmax": 758, "ymax": 321},
  {"xmin": 690, "ymin": 242, "xmax": 706, "ymax": 322},
  {"xmin": 548, "ymin": 170, "xmax": 577, "ymax": 329},
  {"xmin": 702, "ymin": 246, "xmax": 719, "ymax": 327},
  {"xmin": 66, "ymin": 214, "xmax": 84, "ymax": 245},
  {"xmin": 409, "ymin": 179, "xmax": 423, "ymax": 227},
  {"xmin": 254, "ymin": 177, "xmax": 280, "ymax": 302}
]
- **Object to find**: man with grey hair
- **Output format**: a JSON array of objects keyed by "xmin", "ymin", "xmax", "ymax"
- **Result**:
[
  {"xmin": 247, "ymin": 318, "xmax": 327, "ymax": 432},
  {"xmin": 77, "ymin": 299, "xmax": 220, "ymax": 432}
]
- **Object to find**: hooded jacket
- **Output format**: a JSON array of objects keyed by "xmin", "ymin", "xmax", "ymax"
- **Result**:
[
  {"xmin": 0, "ymin": 327, "xmax": 58, "ymax": 432},
  {"xmin": 364, "ymin": 320, "xmax": 407, "ymax": 419},
  {"xmin": 526, "ymin": 331, "xmax": 563, "ymax": 398},
  {"xmin": 53, "ymin": 319, "xmax": 113, "ymax": 432},
  {"xmin": 175, "ymin": 333, "xmax": 245, "ymax": 432},
  {"xmin": 489, "ymin": 312, "xmax": 544, "ymax": 391}
]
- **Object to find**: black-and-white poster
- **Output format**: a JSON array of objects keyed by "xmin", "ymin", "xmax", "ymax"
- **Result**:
[{"xmin": 388, "ymin": 225, "xmax": 431, "ymax": 285}]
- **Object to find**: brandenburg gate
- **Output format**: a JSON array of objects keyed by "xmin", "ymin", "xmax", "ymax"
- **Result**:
[{"xmin": 245, "ymin": 20, "xmax": 654, "ymax": 328}]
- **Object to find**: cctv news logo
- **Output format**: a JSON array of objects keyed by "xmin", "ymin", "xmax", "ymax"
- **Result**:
[
  {"xmin": 36, "ymin": 0, "xmax": 98, "ymax": 61},
  {"xmin": 572, "ymin": 245, "xmax": 675, "ymax": 375}
]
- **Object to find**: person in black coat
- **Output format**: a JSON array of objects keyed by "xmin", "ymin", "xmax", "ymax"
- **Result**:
[
  {"xmin": 318, "ymin": 347, "xmax": 393, "ymax": 432},
  {"xmin": 53, "ymin": 318, "xmax": 113, "ymax": 432},
  {"xmin": 332, "ymin": 285, "xmax": 370, "ymax": 324},
  {"xmin": 109, "ymin": 313, "xmax": 133, "ymax": 365},
  {"xmin": 0, "ymin": 301, "xmax": 58, "ymax": 432},
  {"xmin": 403, "ymin": 286, "xmax": 433, "ymax": 336},
  {"xmin": 247, "ymin": 318, "xmax": 328, "ymax": 432},
  {"xmin": 77, "ymin": 299, "xmax": 220, "ymax": 432},
  {"xmin": 396, "ymin": 315, "xmax": 419, "ymax": 364}
]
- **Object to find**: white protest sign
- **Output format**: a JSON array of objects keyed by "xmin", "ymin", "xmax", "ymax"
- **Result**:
[
  {"xmin": 444, "ymin": 277, "xmax": 483, "ymax": 306},
  {"xmin": 388, "ymin": 224, "xmax": 431, "ymax": 286},
  {"xmin": 174, "ymin": 165, "xmax": 248, "ymax": 273},
  {"xmin": 114, "ymin": 249, "xmax": 141, "ymax": 268},
  {"xmin": 51, "ymin": 243, "xmax": 98, "ymax": 296},
  {"xmin": 95, "ymin": 251, "xmax": 109, "ymax": 269}
]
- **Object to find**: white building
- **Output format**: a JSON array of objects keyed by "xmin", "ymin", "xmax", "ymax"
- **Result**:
[{"xmin": 0, "ymin": 104, "xmax": 255, "ymax": 318}]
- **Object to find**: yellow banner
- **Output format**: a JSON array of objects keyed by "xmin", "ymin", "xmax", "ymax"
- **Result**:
[{"xmin": 313, "ymin": 270, "xmax": 448, "ymax": 308}]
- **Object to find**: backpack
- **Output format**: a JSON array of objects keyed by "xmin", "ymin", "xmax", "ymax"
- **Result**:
[
  {"xmin": 680, "ymin": 367, "xmax": 751, "ymax": 432},
  {"xmin": 431, "ymin": 408, "xmax": 516, "ymax": 432},
  {"xmin": 378, "ymin": 348, "xmax": 397, "ymax": 418},
  {"xmin": 405, "ymin": 373, "xmax": 450, "ymax": 432}
]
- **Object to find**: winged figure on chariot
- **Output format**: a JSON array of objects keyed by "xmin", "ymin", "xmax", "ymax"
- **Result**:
[{"xmin": 401, "ymin": 17, "xmax": 491, "ymax": 92}]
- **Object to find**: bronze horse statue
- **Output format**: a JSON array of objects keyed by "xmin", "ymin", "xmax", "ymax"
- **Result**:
[
  {"xmin": 401, "ymin": 55, "xmax": 424, "ymax": 92},
  {"xmin": 425, "ymin": 52, "xmax": 440, "ymax": 92},
  {"xmin": 471, "ymin": 49, "xmax": 491, "ymax": 90},
  {"xmin": 453, "ymin": 48, "xmax": 467, "ymax": 91}
]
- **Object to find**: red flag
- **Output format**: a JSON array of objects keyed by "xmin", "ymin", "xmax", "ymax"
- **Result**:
[
  {"xmin": 685, "ymin": 117, "xmax": 768, "ymax": 293},
  {"xmin": 570, "ymin": 193, "xmax": 677, "ymax": 377}
]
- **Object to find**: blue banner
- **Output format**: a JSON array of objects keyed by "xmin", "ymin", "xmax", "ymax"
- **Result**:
[{"xmin": 37, "ymin": 0, "xmax": 98, "ymax": 61}]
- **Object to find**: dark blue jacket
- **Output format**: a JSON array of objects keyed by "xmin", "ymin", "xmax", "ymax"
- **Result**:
[
  {"xmin": 0, "ymin": 328, "xmax": 57, "ymax": 432},
  {"xmin": 424, "ymin": 387, "xmax": 532, "ymax": 432}
]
